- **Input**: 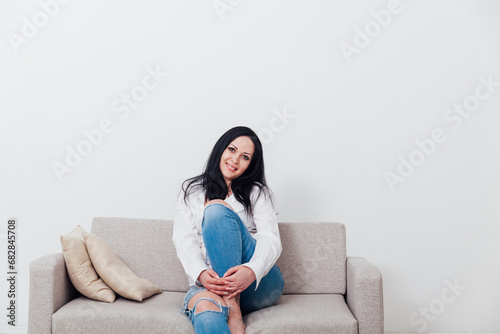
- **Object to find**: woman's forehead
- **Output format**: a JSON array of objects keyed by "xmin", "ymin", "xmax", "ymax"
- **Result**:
[{"xmin": 229, "ymin": 136, "xmax": 254, "ymax": 153}]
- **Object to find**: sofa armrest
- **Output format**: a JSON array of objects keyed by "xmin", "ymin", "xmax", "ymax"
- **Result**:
[
  {"xmin": 28, "ymin": 253, "xmax": 78, "ymax": 334},
  {"xmin": 346, "ymin": 257, "xmax": 384, "ymax": 334}
]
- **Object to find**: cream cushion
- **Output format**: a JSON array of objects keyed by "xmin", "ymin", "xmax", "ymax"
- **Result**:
[
  {"xmin": 82, "ymin": 229, "xmax": 162, "ymax": 301},
  {"xmin": 60, "ymin": 226, "xmax": 116, "ymax": 303}
]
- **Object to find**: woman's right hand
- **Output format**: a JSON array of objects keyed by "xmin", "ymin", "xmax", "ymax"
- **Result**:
[{"xmin": 197, "ymin": 269, "xmax": 228, "ymax": 295}]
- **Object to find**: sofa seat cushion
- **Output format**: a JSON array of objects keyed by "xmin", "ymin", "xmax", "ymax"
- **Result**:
[
  {"xmin": 52, "ymin": 292, "xmax": 356, "ymax": 334},
  {"xmin": 52, "ymin": 292, "xmax": 193, "ymax": 334},
  {"xmin": 244, "ymin": 294, "xmax": 357, "ymax": 334}
]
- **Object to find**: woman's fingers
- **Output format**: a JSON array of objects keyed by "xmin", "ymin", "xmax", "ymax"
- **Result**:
[
  {"xmin": 226, "ymin": 290, "xmax": 241, "ymax": 300},
  {"xmin": 223, "ymin": 265, "xmax": 242, "ymax": 278},
  {"xmin": 205, "ymin": 276, "xmax": 225, "ymax": 287},
  {"xmin": 225, "ymin": 280, "xmax": 243, "ymax": 299},
  {"xmin": 222, "ymin": 280, "xmax": 243, "ymax": 297},
  {"xmin": 204, "ymin": 278, "xmax": 225, "ymax": 291},
  {"xmin": 206, "ymin": 269, "xmax": 220, "ymax": 279},
  {"xmin": 201, "ymin": 270, "xmax": 221, "ymax": 283},
  {"xmin": 206, "ymin": 285, "xmax": 227, "ymax": 295},
  {"xmin": 221, "ymin": 266, "xmax": 257, "ymax": 299},
  {"xmin": 202, "ymin": 266, "xmax": 255, "ymax": 299}
]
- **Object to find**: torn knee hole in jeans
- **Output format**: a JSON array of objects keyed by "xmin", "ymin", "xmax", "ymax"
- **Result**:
[{"xmin": 192, "ymin": 297, "xmax": 229, "ymax": 315}]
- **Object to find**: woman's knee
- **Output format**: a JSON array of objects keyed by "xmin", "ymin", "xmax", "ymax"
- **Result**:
[
  {"xmin": 188, "ymin": 291, "xmax": 227, "ymax": 315},
  {"xmin": 205, "ymin": 199, "xmax": 234, "ymax": 211},
  {"xmin": 194, "ymin": 300, "xmax": 222, "ymax": 314},
  {"xmin": 202, "ymin": 203, "xmax": 236, "ymax": 230}
]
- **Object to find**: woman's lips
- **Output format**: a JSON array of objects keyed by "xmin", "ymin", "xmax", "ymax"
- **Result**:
[{"xmin": 226, "ymin": 163, "xmax": 237, "ymax": 172}]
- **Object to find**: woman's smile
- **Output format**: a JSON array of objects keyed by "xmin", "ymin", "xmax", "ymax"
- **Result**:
[
  {"xmin": 226, "ymin": 162, "xmax": 237, "ymax": 172},
  {"xmin": 219, "ymin": 136, "xmax": 254, "ymax": 186}
]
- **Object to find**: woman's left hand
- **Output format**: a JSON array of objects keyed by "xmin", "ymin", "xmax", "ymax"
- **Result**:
[{"xmin": 222, "ymin": 265, "xmax": 256, "ymax": 299}]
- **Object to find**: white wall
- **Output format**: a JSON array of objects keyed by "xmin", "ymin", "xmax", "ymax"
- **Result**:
[{"xmin": 1, "ymin": 0, "xmax": 499, "ymax": 332}]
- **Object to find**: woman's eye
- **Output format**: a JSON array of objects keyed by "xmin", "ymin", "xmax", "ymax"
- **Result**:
[
  {"xmin": 228, "ymin": 147, "xmax": 235, "ymax": 152},
  {"xmin": 243, "ymin": 156, "xmax": 249, "ymax": 161}
]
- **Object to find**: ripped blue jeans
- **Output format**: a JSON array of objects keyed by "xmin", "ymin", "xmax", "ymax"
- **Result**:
[{"xmin": 182, "ymin": 203, "xmax": 285, "ymax": 334}]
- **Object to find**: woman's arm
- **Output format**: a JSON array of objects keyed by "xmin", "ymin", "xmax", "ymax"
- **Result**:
[
  {"xmin": 172, "ymin": 186, "xmax": 210, "ymax": 284},
  {"xmin": 241, "ymin": 186, "xmax": 282, "ymax": 290}
]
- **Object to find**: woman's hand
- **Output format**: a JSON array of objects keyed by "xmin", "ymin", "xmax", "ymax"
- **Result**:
[
  {"xmin": 197, "ymin": 269, "xmax": 228, "ymax": 295},
  {"xmin": 222, "ymin": 265, "xmax": 256, "ymax": 299}
]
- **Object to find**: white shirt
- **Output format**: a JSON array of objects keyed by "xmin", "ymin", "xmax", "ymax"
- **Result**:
[{"xmin": 172, "ymin": 182, "xmax": 282, "ymax": 290}]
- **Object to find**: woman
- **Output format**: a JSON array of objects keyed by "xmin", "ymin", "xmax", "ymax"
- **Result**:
[{"xmin": 173, "ymin": 126, "xmax": 284, "ymax": 334}]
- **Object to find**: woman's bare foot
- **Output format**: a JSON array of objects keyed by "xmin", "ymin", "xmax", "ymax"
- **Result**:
[{"xmin": 224, "ymin": 295, "xmax": 245, "ymax": 334}]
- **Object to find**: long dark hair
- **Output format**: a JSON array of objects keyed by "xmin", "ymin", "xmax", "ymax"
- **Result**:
[{"xmin": 182, "ymin": 126, "xmax": 273, "ymax": 216}]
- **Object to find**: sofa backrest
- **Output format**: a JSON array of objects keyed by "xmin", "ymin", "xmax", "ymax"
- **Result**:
[
  {"xmin": 276, "ymin": 222, "xmax": 346, "ymax": 294},
  {"xmin": 91, "ymin": 217, "xmax": 346, "ymax": 295}
]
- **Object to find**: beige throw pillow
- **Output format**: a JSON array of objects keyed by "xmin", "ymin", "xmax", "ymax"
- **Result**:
[
  {"xmin": 82, "ymin": 230, "xmax": 162, "ymax": 301},
  {"xmin": 60, "ymin": 226, "xmax": 116, "ymax": 303}
]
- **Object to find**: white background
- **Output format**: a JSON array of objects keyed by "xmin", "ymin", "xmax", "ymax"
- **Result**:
[{"xmin": 1, "ymin": 0, "xmax": 499, "ymax": 332}]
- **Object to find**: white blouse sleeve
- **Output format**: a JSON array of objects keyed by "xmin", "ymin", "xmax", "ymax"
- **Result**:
[
  {"xmin": 242, "ymin": 187, "xmax": 282, "ymax": 290},
  {"xmin": 172, "ymin": 185, "xmax": 209, "ymax": 284}
]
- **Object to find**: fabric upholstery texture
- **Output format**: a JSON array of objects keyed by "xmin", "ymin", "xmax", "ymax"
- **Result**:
[
  {"xmin": 52, "ymin": 293, "xmax": 357, "ymax": 334},
  {"xmin": 28, "ymin": 217, "xmax": 384, "ymax": 334},
  {"xmin": 276, "ymin": 222, "xmax": 346, "ymax": 294},
  {"xmin": 91, "ymin": 217, "xmax": 188, "ymax": 292},
  {"xmin": 52, "ymin": 292, "xmax": 193, "ymax": 334},
  {"xmin": 91, "ymin": 219, "xmax": 347, "ymax": 294},
  {"xmin": 60, "ymin": 225, "xmax": 116, "ymax": 303},
  {"xmin": 346, "ymin": 257, "xmax": 384, "ymax": 334},
  {"xmin": 28, "ymin": 253, "xmax": 78, "ymax": 334},
  {"xmin": 82, "ymin": 229, "xmax": 162, "ymax": 302},
  {"xmin": 243, "ymin": 294, "xmax": 357, "ymax": 334}
]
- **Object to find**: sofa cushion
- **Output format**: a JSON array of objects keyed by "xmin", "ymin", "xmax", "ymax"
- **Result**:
[
  {"xmin": 52, "ymin": 292, "xmax": 356, "ymax": 334},
  {"xmin": 82, "ymin": 229, "xmax": 162, "ymax": 302},
  {"xmin": 52, "ymin": 292, "xmax": 193, "ymax": 334},
  {"xmin": 91, "ymin": 218, "xmax": 347, "ymax": 294},
  {"xmin": 59, "ymin": 226, "xmax": 116, "ymax": 303},
  {"xmin": 92, "ymin": 217, "xmax": 188, "ymax": 292},
  {"xmin": 276, "ymin": 222, "xmax": 346, "ymax": 294},
  {"xmin": 244, "ymin": 294, "xmax": 357, "ymax": 334}
]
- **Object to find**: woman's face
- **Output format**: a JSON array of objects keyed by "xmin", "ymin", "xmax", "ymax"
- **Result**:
[{"xmin": 219, "ymin": 136, "xmax": 255, "ymax": 187}]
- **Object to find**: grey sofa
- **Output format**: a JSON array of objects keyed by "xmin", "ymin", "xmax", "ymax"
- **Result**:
[{"xmin": 29, "ymin": 217, "xmax": 384, "ymax": 333}]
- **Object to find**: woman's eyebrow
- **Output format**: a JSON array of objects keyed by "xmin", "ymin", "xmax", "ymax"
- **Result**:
[{"xmin": 230, "ymin": 144, "xmax": 252, "ymax": 156}]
